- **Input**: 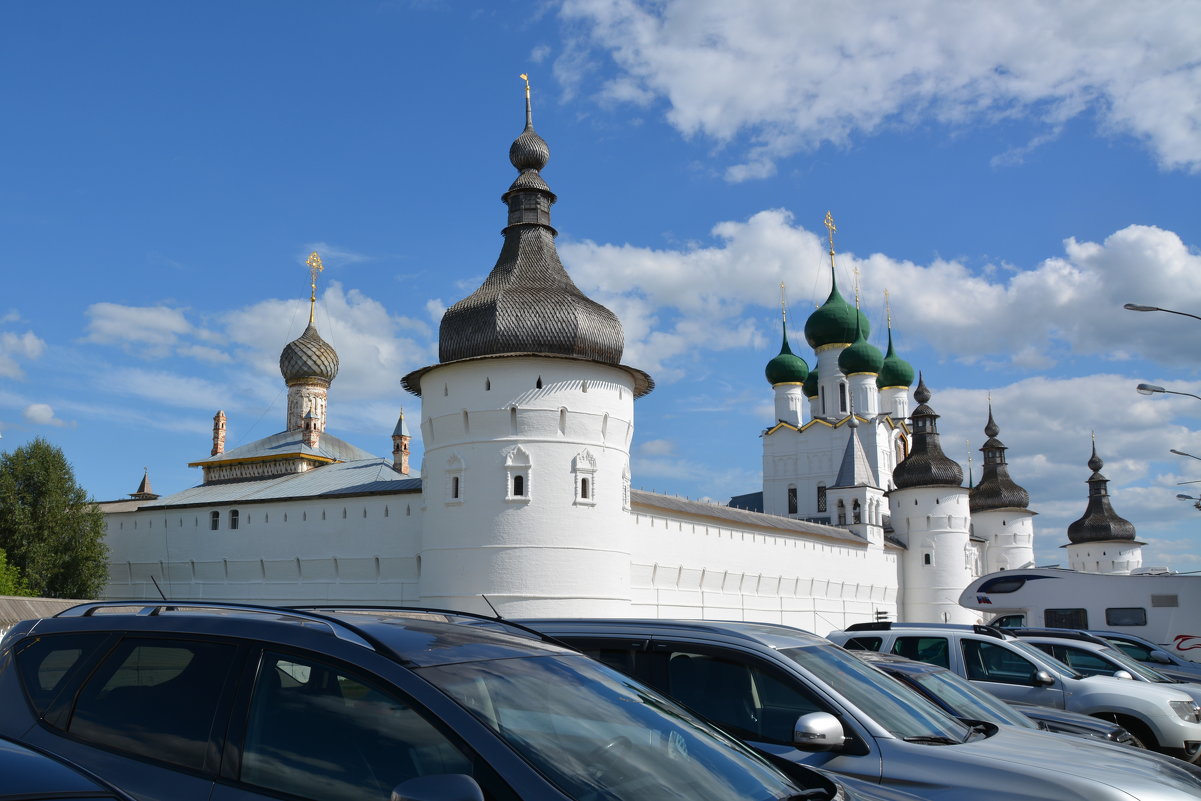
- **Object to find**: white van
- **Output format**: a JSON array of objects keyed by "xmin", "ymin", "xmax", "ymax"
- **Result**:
[{"xmin": 958, "ymin": 569, "xmax": 1201, "ymax": 662}]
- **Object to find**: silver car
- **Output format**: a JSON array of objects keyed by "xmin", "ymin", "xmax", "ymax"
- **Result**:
[{"xmin": 522, "ymin": 618, "xmax": 1201, "ymax": 801}]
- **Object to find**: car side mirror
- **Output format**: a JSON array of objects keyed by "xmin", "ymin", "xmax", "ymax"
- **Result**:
[
  {"xmin": 392, "ymin": 774, "xmax": 485, "ymax": 801},
  {"xmin": 1150, "ymin": 651, "xmax": 1173, "ymax": 665},
  {"xmin": 793, "ymin": 711, "xmax": 846, "ymax": 752},
  {"xmin": 1032, "ymin": 670, "xmax": 1055, "ymax": 687},
  {"xmin": 1112, "ymin": 670, "xmax": 1134, "ymax": 681}
]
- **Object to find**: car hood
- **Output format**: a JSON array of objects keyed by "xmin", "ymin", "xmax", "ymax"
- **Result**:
[{"xmin": 946, "ymin": 726, "xmax": 1201, "ymax": 798}]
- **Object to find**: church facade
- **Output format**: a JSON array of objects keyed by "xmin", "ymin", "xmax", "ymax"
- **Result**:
[{"xmin": 100, "ymin": 85, "xmax": 1092, "ymax": 631}]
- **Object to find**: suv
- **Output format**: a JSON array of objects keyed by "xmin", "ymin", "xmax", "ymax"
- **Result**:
[
  {"xmin": 854, "ymin": 651, "xmax": 1137, "ymax": 747},
  {"xmin": 520, "ymin": 617, "xmax": 1201, "ymax": 800},
  {"xmin": 1092, "ymin": 630, "xmax": 1201, "ymax": 683},
  {"xmin": 0, "ymin": 602, "xmax": 860, "ymax": 801},
  {"xmin": 828, "ymin": 622, "xmax": 1201, "ymax": 762}
]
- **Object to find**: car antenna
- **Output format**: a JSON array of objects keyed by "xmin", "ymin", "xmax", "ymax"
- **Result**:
[
  {"xmin": 480, "ymin": 594, "xmax": 503, "ymax": 620},
  {"xmin": 150, "ymin": 575, "xmax": 167, "ymax": 601}
]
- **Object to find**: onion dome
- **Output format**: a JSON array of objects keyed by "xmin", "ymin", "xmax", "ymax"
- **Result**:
[
  {"xmin": 891, "ymin": 375, "xmax": 964, "ymax": 489},
  {"xmin": 1067, "ymin": 442, "xmax": 1137, "ymax": 544},
  {"xmin": 280, "ymin": 323, "xmax": 339, "ymax": 385},
  {"xmin": 877, "ymin": 327, "xmax": 915, "ymax": 389},
  {"xmin": 437, "ymin": 78, "xmax": 624, "ymax": 368},
  {"xmin": 969, "ymin": 405, "xmax": 1030, "ymax": 512},
  {"xmin": 765, "ymin": 321, "xmax": 809, "ymax": 385},
  {"xmin": 804, "ymin": 277, "xmax": 870, "ymax": 350},
  {"xmin": 803, "ymin": 368, "xmax": 819, "ymax": 398},
  {"xmin": 837, "ymin": 314, "xmax": 883, "ymax": 375}
]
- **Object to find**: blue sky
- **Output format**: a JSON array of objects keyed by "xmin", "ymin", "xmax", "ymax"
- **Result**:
[{"xmin": 2, "ymin": 1, "xmax": 1198, "ymax": 569}]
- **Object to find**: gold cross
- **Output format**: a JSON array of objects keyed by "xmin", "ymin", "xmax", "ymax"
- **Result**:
[
  {"xmin": 306, "ymin": 252, "xmax": 324, "ymax": 324},
  {"xmin": 824, "ymin": 210, "xmax": 837, "ymax": 254},
  {"xmin": 779, "ymin": 281, "xmax": 788, "ymax": 323}
]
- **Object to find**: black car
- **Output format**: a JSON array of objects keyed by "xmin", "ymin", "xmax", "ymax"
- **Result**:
[
  {"xmin": 0, "ymin": 735, "xmax": 134, "ymax": 800},
  {"xmin": 0, "ymin": 602, "xmax": 863, "ymax": 801}
]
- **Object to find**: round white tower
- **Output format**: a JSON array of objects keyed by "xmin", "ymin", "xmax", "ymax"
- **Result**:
[
  {"xmin": 969, "ymin": 405, "xmax": 1036, "ymax": 573},
  {"xmin": 889, "ymin": 377, "xmax": 976, "ymax": 624},
  {"xmin": 402, "ymin": 78, "xmax": 653, "ymax": 617}
]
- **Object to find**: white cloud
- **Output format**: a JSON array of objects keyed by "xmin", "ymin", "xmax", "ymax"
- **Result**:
[
  {"xmin": 22, "ymin": 403, "xmax": 65, "ymax": 426},
  {"xmin": 0, "ymin": 331, "xmax": 47, "ymax": 379},
  {"xmin": 564, "ymin": 213, "xmax": 1201, "ymax": 372},
  {"xmin": 83, "ymin": 303, "xmax": 192, "ymax": 356},
  {"xmin": 558, "ymin": 0, "xmax": 1201, "ymax": 175}
]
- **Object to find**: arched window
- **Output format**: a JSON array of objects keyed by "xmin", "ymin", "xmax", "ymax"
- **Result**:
[
  {"xmin": 210, "ymin": 511, "xmax": 220, "ymax": 531},
  {"xmin": 852, "ymin": 499, "xmax": 862, "ymax": 524},
  {"xmin": 451, "ymin": 476, "xmax": 460, "ymax": 499},
  {"xmin": 787, "ymin": 486, "xmax": 798, "ymax": 515},
  {"xmin": 512, "ymin": 474, "xmax": 525, "ymax": 496},
  {"xmin": 573, "ymin": 449, "xmax": 597, "ymax": 507},
  {"xmin": 580, "ymin": 477, "xmax": 590, "ymax": 499},
  {"xmin": 837, "ymin": 499, "xmax": 846, "ymax": 525},
  {"xmin": 229, "ymin": 509, "xmax": 240, "ymax": 530},
  {"xmin": 505, "ymin": 447, "xmax": 531, "ymax": 503}
]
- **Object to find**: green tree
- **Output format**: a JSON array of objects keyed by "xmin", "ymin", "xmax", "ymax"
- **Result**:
[
  {"xmin": 0, "ymin": 549, "xmax": 31, "ymax": 596},
  {"xmin": 0, "ymin": 438, "xmax": 107, "ymax": 598}
]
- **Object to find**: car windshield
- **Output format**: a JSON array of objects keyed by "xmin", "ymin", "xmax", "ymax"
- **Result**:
[
  {"xmin": 1008, "ymin": 639, "xmax": 1084, "ymax": 680},
  {"xmin": 419, "ymin": 653, "xmax": 809, "ymax": 801},
  {"xmin": 900, "ymin": 667, "xmax": 1035, "ymax": 729},
  {"xmin": 1096, "ymin": 645, "xmax": 1177, "ymax": 682},
  {"xmin": 779, "ymin": 644, "xmax": 971, "ymax": 742}
]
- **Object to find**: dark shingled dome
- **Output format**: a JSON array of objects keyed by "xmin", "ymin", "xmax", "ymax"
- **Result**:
[
  {"xmin": 1067, "ymin": 443, "xmax": 1137, "ymax": 544},
  {"xmin": 892, "ymin": 376, "xmax": 964, "ymax": 489},
  {"xmin": 438, "ymin": 88, "xmax": 624, "ymax": 367},
  {"xmin": 280, "ymin": 324, "xmax": 339, "ymax": 385},
  {"xmin": 969, "ymin": 407, "xmax": 1030, "ymax": 512}
]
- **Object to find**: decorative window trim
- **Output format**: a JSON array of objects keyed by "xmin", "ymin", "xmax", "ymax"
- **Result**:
[
  {"xmin": 504, "ymin": 446, "xmax": 532, "ymax": 505},
  {"xmin": 573, "ymin": 449, "xmax": 598, "ymax": 507}
]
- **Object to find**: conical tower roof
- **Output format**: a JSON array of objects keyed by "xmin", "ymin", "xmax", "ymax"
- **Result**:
[
  {"xmin": 437, "ymin": 77, "xmax": 625, "ymax": 368},
  {"xmin": 969, "ymin": 404, "xmax": 1030, "ymax": 512},
  {"xmin": 891, "ymin": 375, "xmax": 964, "ymax": 489},
  {"xmin": 1067, "ymin": 441, "xmax": 1137, "ymax": 544}
]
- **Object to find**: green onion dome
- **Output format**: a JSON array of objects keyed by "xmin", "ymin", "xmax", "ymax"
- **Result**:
[
  {"xmin": 837, "ymin": 317, "xmax": 883, "ymax": 375},
  {"xmin": 804, "ymin": 277, "xmax": 870, "ymax": 349},
  {"xmin": 765, "ymin": 325, "xmax": 809, "ymax": 385},
  {"xmin": 877, "ymin": 328, "xmax": 914, "ymax": 389},
  {"xmin": 803, "ymin": 368, "xmax": 819, "ymax": 398}
]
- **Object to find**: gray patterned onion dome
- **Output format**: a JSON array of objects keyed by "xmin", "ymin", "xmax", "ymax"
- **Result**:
[
  {"xmin": 765, "ymin": 326, "xmax": 809, "ymax": 385},
  {"xmin": 510, "ymin": 124, "xmax": 550, "ymax": 172},
  {"xmin": 280, "ymin": 323, "xmax": 339, "ymax": 384},
  {"xmin": 1067, "ymin": 443, "xmax": 1137, "ymax": 543},
  {"xmin": 437, "ymin": 92, "xmax": 624, "ymax": 367},
  {"xmin": 838, "ymin": 322, "xmax": 884, "ymax": 375},
  {"xmin": 877, "ymin": 329, "xmax": 915, "ymax": 389},
  {"xmin": 892, "ymin": 376, "xmax": 964, "ymax": 489},
  {"xmin": 805, "ymin": 280, "xmax": 870, "ymax": 349},
  {"xmin": 970, "ymin": 408, "xmax": 1030, "ymax": 512}
]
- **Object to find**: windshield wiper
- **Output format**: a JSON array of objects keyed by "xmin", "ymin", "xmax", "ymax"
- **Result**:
[{"xmin": 901, "ymin": 734, "xmax": 960, "ymax": 744}]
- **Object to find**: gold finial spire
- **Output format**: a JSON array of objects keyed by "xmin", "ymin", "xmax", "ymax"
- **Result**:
[
  {"xmin": 306, "ymin": 251, "xmax": 324, "ymax": 325},
  {"xmin": 520, "ymin": 73, "xmax": 533, "ymax": 128},
  {"xmin": 779, "ymin": 281, "xmax": 788, "ymax": 324},
  {"xmin": 853, "ymin": 265, "xmax": 861, "ymax": 308},
  {"xmin": 885, "ymin": 289, "xmax": 892, "ymax": 328},
  {"xmin": 824, "ymin": 210, "xmax": 839, "ymax": 284}
]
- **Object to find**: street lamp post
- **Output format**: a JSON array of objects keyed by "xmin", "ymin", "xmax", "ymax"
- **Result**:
[
  {"xmin": 1177, "ymin": 493, "xmax": 1201, "ymax": 511},
  {"xmin": 1124, "ymin": 303, "xmax": 1201, "ymax": 322},
  {"xmin": 1136, "ymin": 383, "xmax": 1201, "ymax": 402}
]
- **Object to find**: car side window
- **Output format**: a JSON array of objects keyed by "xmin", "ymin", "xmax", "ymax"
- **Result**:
[
  {"xmin": 961, "ymin": 639, "xmax": 1040, "ymax": 686},
  {"xmin": 12, "ymin": 632, "xmax": 110, "ymax": 717},
  {"xmin": 240, "ymin": 651, "xmax": 514, "ymax": 801},
  {"xmin": 657, "ymin": 647, "xmax": 824, "ymax": 745},
  {"xmin": 890, "ymin": 636, "xmax": 950, "ymax": 668},
  {"xmin": 1111, "ymin": 640, "xmax": 1154, "ymax": 662},
  {"xmin": 69, "ymin": 638, "xmax": 238, "ymax": 771},
  {"xmin": 840, "ymin": 636, "xmax": 883, "ymax": 651},
  {"xmin": 1048, "ymin": 645, "xmax": 1115, "ymax": 677}
]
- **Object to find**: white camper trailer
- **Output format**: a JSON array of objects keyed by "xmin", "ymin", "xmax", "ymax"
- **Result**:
[{"xmin": 959, "ymin": 568, "xmax": 1201, "ymax": 662}]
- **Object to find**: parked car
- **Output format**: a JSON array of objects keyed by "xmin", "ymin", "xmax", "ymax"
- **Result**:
[
  {"xmin": 1006, "ymin": 628, "xmax": 1201, "ymax": 709},
  {"xmin": 520, "ymin": 617, "xmax": 1201, "ymax": 800},
  {"xmin": 853, "ymin": 650, "xmax": 1137, "ymax": 747},
  {"xmin": 1091, "ymin": 630, "xmax": 1201, "ymax": 683},
  {"xmin": 827, "ymin": 622, "xmax": 1201, "ymax": 762},
  {"xmin": 0, "ymin": 735, "xmax": 135, "ymax": 800},
  {"xmin": 0, "ymin": 601, "xmax": 867, "ymax": 801}
]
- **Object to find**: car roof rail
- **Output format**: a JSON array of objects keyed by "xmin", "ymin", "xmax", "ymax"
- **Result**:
[
  {"xmin": 56, "ymin": 601, "xmax": 386, "ymax": 652},
  {"xmin": 845, "ymin": 621, "xmax": 892, "ymax": 631},
  {"xmin": 287, "ymin": 604, "xmax": 566, "ymax": 647},
  {"xmin": 1005, "ymin": 627, "xmax": 1109, "ymax": 644}
]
